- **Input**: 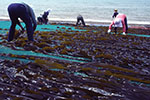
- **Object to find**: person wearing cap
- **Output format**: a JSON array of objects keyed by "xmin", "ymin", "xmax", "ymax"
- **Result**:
[
  {"xmin": 76, "ymin": 14, "xmax": 86, "ymax": 26},
  {"xmin": 112, "ymin": 9, "xmax": 119, "ymax": 18},
  {"xmin": 108, "ymin": 14, "xmax": 128, "ymax": 35},
  {"xmin": 7, "ymin": 3, "xmax": 37, "ymax": 42}
]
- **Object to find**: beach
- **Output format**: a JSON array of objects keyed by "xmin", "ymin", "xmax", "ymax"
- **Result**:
[
  {"xmin": 1, "ymin": 18, "xmax": 150, "ymax": 31},
  {"xmin": 0, "ymin": 20, "xmax": 150, "ymax": 99},
  {"xmin": 0, "ymin": 0, "xmax": 150, "ymax": 25},
  {"xmin": 1, "ymin": 0, "xmax": 150, "ymax": 30},
  {"xmin": 0, "ymin": 1, "xmax": 150, "ymax": 100}
]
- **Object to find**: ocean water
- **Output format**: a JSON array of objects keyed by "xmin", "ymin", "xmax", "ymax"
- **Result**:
[{"xmin": 0, "ymin": 0, "xmax": 150, "ymax": 24}]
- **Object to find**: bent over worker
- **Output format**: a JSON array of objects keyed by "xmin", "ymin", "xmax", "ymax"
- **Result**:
[
  {"xmin": 76, "ymin": 15, "xmax": 86, "ymax": 26},
  {"xmin": 7, "ymin": 3, "xmax": 37, "ymax": 41},
  {"xmin": 108, "ymin": 14, "xmax": 128, "ymax": 35}
]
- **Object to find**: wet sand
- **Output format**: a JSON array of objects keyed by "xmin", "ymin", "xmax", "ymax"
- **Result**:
[{"xmin": 1, "ymin": 18, "xmax": 150, "ymax": 29}]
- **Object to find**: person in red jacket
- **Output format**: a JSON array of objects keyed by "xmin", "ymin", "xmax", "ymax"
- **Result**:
[{"xmin": 108, "ymin": 14, "xmax": 128, "ymax": 35}]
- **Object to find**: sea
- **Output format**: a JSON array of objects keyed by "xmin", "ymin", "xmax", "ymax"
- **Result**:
[{"xmin": 0, "ymin": 0, "xmax": 150, "ymax": 25}]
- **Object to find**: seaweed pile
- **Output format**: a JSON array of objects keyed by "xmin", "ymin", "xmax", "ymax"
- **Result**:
[{"xmin": 0, "ymin": 23, "xmax": 150, "ymax": 100}]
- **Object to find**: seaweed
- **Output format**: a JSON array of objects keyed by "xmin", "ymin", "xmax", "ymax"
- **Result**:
[
  {"xmin": 42, "ymin": 46, "xmax": 54, "ymax": 52},
  {"xmin": 97, "ymin": 54, "xmax": 112, "ymax": 59},
  {"xmin": 0, "ymin": 23, "xmax": 150, "ymax": 99}
]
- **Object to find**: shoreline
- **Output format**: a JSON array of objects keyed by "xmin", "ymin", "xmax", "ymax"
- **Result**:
[
  {"xmin": 46, "ymin": 19, "xmax": 150, "ymax": 29},
  {"xmin": 1, "ymin": 18, "xmax": 150, "ymax": 29}
]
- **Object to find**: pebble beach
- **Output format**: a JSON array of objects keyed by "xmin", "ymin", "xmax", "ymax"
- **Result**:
[
  {"xmin": 0, "ymin": 0, "xmax": 150, "ymax": 99},
  {"xmin": 0, "ymin": 21, "xmax": 150, "ymax": 99}
]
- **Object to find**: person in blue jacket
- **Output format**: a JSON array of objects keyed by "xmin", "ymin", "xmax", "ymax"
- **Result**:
[
  {"xmin": 37, "ymin": 10, "xmax": 50, "ymax": 24},
  {"xmin": 112, "ymin": 9, "xmax": 119, "ymax": 18},
  {"xmin": 42, "ymin": 10, "xmax": 50, "ymax": 24},
  {"xmin": 76, "ymin": 14, "xmax": 86, "ymax": 26},
  {"xmin": 7, "ymin": 3, "xmax": 37, "ymax": 42}
]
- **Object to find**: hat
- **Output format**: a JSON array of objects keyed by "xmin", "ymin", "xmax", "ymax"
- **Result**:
[
  {"xmin": 114, "ymin": 9, "xmax": 118, "ymax": 11},
  {"xmin": 114, "ymin": 18, "xmax": 122, "ymax": 27}
]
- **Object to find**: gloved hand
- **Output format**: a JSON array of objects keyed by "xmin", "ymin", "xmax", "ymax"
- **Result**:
[
  {"xmin": 107, "ymin": 29, "xmax": 111, "ymax": 33},
  {"xmin": 122, "ymin": 32, "xmax": 126, "ymax": 35}
]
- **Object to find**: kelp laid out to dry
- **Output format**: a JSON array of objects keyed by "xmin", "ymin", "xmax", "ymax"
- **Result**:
[
  {"xmin": 0, "ymin": 23, "xmax": 150, "ymax": 99},
  {"xmin": 0, "ymin": 59, "xmax": 150, "ymax": 100}
]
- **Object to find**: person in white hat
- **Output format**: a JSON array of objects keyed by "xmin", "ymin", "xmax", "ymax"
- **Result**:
[
  {"xmin": 108, "ymin": 14, "xmax": 128, "ymax": 35},
  {"xmin": 112, "ymin": 9, "xmax": 119, "ymax": 18}
]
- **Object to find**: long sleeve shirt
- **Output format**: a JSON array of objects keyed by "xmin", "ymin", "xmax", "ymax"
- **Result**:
[
  {"xmin": 112, "ymin": 12, "xmax": 118, "ymax": 18},
  {"xmin": 22, "ymin": 3, "xmax": 37, "ymax": 30},
  {"xmin": 109, "ymin": 14, "xmax": 127, "ymax": 32}
]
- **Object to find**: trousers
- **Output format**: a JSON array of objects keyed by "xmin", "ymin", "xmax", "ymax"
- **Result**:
[
  {"xmin": 8, "ymin": 3, "xmax": 34, "ymax": 41},
  {"xmin": 114, "ymin": 17, "xmax": 128, "ymax": 33}
]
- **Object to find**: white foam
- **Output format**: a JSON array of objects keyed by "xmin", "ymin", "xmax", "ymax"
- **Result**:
[
  {"xmin": 1, "ymin": 16, "xmax": 150, "ymax": 25},
  {"xmin": 49, "ymin": 18, "xmax": 76, "ymax": 22},
  {"xmin": 0, "ymin": 17, "xmax": 10, "ymax": 20},
  {"xmin": 128, "ymin": 21, "xmax": 150, "ymax": 25}
]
